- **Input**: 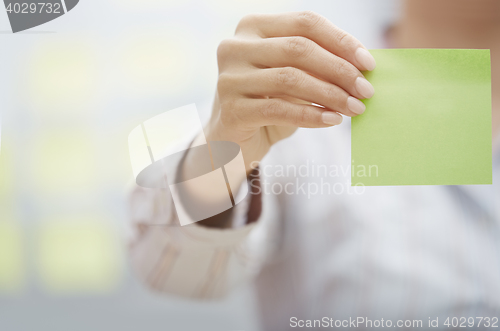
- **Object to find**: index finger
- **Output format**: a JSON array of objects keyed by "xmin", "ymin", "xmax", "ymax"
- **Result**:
[{"xmin": 236, "ymin": 11, "xmax": 376, "ymax": 72}]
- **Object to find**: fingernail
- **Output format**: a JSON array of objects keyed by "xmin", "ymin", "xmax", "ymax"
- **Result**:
[
  {"xmin": 322, "ymin": 111, "xmax": 343, "ymax": 125},
  {"xmin": 347, "ymin": 96, "xmax": 366, "ymax": 115},
  {"xmin": 355, "ymin": 48, "xmax": 376, "ymax": 71},
  {"xmin": 355, "ymin": 77, "xmax": 375, "ymax": 99}
]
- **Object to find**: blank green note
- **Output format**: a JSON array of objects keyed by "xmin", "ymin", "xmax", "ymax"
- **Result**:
[{"xmin": 351, "ymin": 49, "xmax": 492, "ymax": 186}]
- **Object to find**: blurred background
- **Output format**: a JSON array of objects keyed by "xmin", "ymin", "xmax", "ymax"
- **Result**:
[{"xmin": 0, "ymin": 1, "xmax": 396, "ymax": 330}]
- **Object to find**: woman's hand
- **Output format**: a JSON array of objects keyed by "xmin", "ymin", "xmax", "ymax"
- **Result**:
[{"xmin": 205, "ymin": 11, "xmax": 376, "ymax": 173}]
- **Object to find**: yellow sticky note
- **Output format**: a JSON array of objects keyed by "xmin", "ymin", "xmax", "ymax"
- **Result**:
[{"xmin": 352, "ymin": 49, "xmax": 492, "ymax": 186}]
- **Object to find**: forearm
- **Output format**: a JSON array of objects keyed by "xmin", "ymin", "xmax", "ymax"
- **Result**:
[{"xmin": 128, "ymin": 183, "xmax": 263, "ymax": 299}]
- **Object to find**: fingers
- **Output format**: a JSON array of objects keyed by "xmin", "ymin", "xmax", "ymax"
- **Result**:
[
  {"xmin": 229, "ymin": 67, "xmax": 365, "ymax": 117},
  {"xmin": 219, "ymin": 97, "xmax": 343, "ymax": 129},
  {"xmin": 236, "ymin": 11, "xmax": 376, "ymax": 72},
  {"xmin": 242, "ymin": 37, "xmax": 373, "ymax": 99},
  {"xmin": 215, "ymin": 11, "xmax": 376, "ymax": 134}
]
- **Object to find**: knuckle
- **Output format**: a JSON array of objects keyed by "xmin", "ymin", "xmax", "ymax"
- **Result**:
[
  {"xmin": 295, "ymin": 11, "xmax": 324, "ymax": 30},
  {"xmin": 216, "ymin": 73, "xmax": 236, "ymax": 95},
  {"xmin": 334, "ymin": 59, "xmax": 356, "ymax": 78},
  {"xmin": 285, "ymin": 105, "xmax": 309, "ymax": 126},
  {"xmin": 219, "ymin": 100, "xmax": 238, "ymax": 127},
  {"xmin": 216, "ymin": 38, "xmax": 237, "ymax": 62},
  {"xmin": 275, "ymin": 67, "xmax": 302, "ymax": 89},
  {"xmin": 295, "ymin": 106, "xmax": 309, "ymax": 125},
  {"xmin": 261, "ymin": 100, "xmax": 282, "ymax": 120},
  {"xmin": 237, "ymin": 13, "xmax": 259, "ymax": 31},
  {"xmin": 322, "ymin": 85, "xmax": 340, "ymax": 102},
  {"xmin": 284, "ymin": 36, "xmax": 312, "ymax": 59},
  {"xmin": 325, "ymin": 86, "xmax": 347, "ymax": 109},
  {"xmin": 334, "ymin": 29, "xmax": 353, "ymax": 49}
]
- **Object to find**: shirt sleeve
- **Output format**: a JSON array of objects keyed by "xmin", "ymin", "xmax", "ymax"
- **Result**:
[{"xmin": 127, "ymin": 167, "xmax": 278, "ymax": 300}]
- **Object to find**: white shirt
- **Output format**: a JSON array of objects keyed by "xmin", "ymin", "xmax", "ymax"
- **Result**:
[{"xmin": 129, "ymin": 120, "xmax": 500, "ymax": 330}]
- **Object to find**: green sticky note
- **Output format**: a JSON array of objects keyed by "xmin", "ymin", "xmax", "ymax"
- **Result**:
[{"xmin": 351, "ymin": 49, "xmax": 492, "ymax": 186}]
